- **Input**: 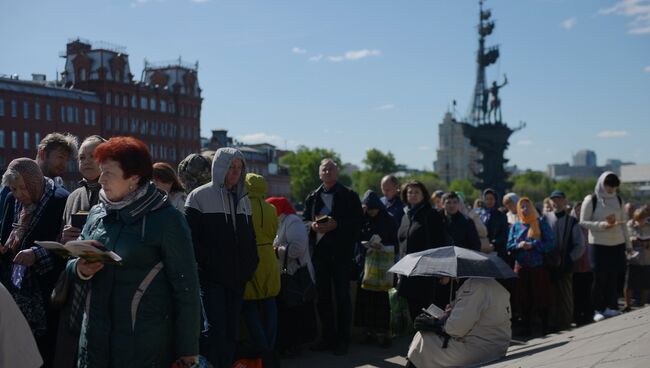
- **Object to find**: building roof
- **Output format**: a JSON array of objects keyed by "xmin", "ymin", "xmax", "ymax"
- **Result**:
[
  {"xmin": 0, "ymin": 77, "xmax": 101, "ymax": 103},
  {"xmin": 621, "ymin": 164, "xmax": 650, "ymax": 183}
]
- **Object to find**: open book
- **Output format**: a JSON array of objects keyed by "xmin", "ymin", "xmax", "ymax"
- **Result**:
[
  {"xmin": 422, "ymin": 303, "xmax": 446, "ymax": 319},
  {"xmin": 35, "ymin": 240, "xmax": 122, "ymax": 265}
]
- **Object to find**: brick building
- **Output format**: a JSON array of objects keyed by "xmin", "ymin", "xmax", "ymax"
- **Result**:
[{"xmin": 0, "ymin": 38, "xmax": 202, "ymax": 186}]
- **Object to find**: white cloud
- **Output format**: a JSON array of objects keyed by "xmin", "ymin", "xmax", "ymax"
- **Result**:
[
  {"xmin": 644, "ymin": 65, "xmax": 650, "ymax": 72},
  {"xmin": 597, "ymin": 130, "xmax": 629, "ymax": 138},
  {"xmin": 599, "ymin": 0, "xmax": 650, "ymax": 35},
  {"xmin": 308, "ymin": 54, "xmax": 323, "ymax": 62},
  {"xmin": 516, "ymin": 139, "xmax": 533, "ymax": 146},
  {"xmin": 418, "ymin": 146, "xmax": 431, "ymax": 151},
  {"xmin": 327, "ymin": 49, "xmax": 381, "ymax": 63},
  {"xmin": 561, "ymin": 17, "xmax": 577, "ymax": 29},
  {"xmin": 376, "ymin": 104, "xmax": 395, "ymax": 111},
  {"xmin": 292, "ymin": 47, "xmax": 307, "ymax": 54},
  {"xmin": 238, "ymin": 132, "xmax": 284, "ymax": 145}
]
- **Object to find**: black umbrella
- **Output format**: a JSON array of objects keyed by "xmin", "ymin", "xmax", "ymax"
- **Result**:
[{"xmin": 388, "ymin": 246, "xmax": 517, "ymax": 279}]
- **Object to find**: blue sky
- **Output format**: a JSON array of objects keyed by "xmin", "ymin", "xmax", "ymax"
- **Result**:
[{"xmin": 1, "ymin": 0, "xmax": 649, "ymax": 171}]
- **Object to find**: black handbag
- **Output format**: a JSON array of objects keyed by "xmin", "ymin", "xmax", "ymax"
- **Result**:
[{"xmin": 279, "ymin": 243, "xmax": 316, "ymax": 308}]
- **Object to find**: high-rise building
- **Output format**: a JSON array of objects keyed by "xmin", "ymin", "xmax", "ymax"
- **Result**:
[
  {"xmin": 573, "ymin": 150, "xmax": 597, "ymax": 167},
  {"xmin": 434, "ymin": 112, "xmax": 480, "ymax": 184},
  {"xmin": 0, "ymin": 38, "xmax": 202, "ymax": 185}
]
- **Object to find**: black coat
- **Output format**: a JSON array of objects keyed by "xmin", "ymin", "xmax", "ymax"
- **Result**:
[
  {"xmin": 484, "ymin": 209, "xmax": 510, "ymax": 263},
  {"xmin": 443, "ymin": 211, "xmax": 481, "ymax": 252},
  {"xmin": 397, "ymin": 203, "xmax": 451, "ymax": 300},
  {"xmin": 303, "ymin": 182, "xmax": 363, "ymax": 262}
]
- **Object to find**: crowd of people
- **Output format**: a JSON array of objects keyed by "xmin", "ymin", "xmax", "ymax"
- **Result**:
[{"xmin": 1, "ymin": 132, "xmax": 648, "ymax": 368}]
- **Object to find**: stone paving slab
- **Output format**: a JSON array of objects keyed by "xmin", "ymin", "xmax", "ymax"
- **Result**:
[{"xmin": 280, "ymin": 306, "xmax": 650, "ymax": 368}]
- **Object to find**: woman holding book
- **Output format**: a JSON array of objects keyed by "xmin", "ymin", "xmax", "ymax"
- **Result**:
[
  {"xmin": 0, "ymin": 157, "xmax": 69, "ymax": 367},
  {"xmin": 66, "ymin": 137, "xmax": 201, "ymax": 368}
]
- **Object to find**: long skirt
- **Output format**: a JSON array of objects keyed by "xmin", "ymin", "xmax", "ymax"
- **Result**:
[
  {"xmin": 354, "ymin": 285, "xmax": 390, "ymax": 331},
  {"xmin": 276, "ymin": 298, "xmax": 317, "ymax": 352}
]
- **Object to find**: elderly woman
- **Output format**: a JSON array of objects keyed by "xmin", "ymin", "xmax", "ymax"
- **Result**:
[
  {"xmin": 66, "ymin": 137, "xmax": 201, "ymax": 367},
  {"xmin": 354, "ymin": 190, "xmax": 398, "ymax": 348},
  {"xmin": 397, "ymin": 181, "xmax": 450, "ymax": 321},
  {"xmin": 56, "ymin": 135, "xmax": 106, "ymax": 368},
  {"xmin": 0, "ymin": 158, "xmax": 69, "ymax": 366},
  {"xmin": 152, "ymin": 162, "xmax": 187, "ymax": 213},
  {"xmin": 407, "ymin": 277, "xmax": 512, "ymax": 368},
  {"xmin": 266, "ymin": 196, "xmax": 316, "ymax": 357},
  {"xmin": 507, "ymin": 197, "xmax": 554, "ymax": 336}
]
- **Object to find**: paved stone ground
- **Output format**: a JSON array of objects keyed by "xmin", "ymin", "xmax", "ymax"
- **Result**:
[{"xmin": 280, "ymin": 306, "xmax": 650, "ymax": 368}]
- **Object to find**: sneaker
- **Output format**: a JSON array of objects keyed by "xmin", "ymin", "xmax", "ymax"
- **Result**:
[
  {"xmin": 593, "ymin": 311, "xmax": 605, "ymax": 322},
  {"xmin": 603, "ymin": 308, "xmax": 622, "ymax": 318}
]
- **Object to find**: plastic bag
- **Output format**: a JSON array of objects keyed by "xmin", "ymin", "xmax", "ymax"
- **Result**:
[
  {"xmin": 389, "ymin": 287, "xmax": 412, "ymax": 337},
  {"xmin": 361, "ymin": 246, "xmax": 394, "ymax": 292}
]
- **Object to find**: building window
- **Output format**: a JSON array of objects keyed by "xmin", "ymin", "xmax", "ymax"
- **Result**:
[
  {"xmin": 169, "ymin": 101, "xmax": 175, "ymax": 113},
  {"xmin": 160, "ymin": 145, "xmax": 164, "ymax": 160},
  {"xmin": 140, "ymin": 96, "xmax": 148, "ymax": 110},
  {"xmin": 123, "ymin": 95, "xmax": 128, "ymax": 107},
  {"xmin": 151, "ymin": 121, "xmax": 157, "ymax": 135},
  {"xmin": 0, "ymin": 98, "xmax": 4, "ymax": 116},
  {"xmin": 180, "ymin": 104, "xmax": 184, "ymax": 117},
  {"xmin": 150, "ymin": 97, "xmax": 156, "ymax": 111},
  {"xmin": 67, "ymin": 106, "xmax": 73, "ymax": 123},
  {"xmin": 80, "ymin": 68, "xmax": 86, "ymax": 81},
  {"xmin": 180, "ymin": 125, "xmax": 185, "ymax": 138},
  {"xmin": 160, "ymin": 100, "xmax": 167, "ymax": 113},
  {"xmin": 75, "ymin": 107, "xmax": 79, "ymax": 124},
  {"xmin": 46, "ymin": 104, "xmax": 52, "ymax": 121},
  {"xmin": 84, "ymin": 108, "xmax": 89, "ymax": 125},
  {"xmin": 131, "ymin": 118, "xmax": 137, "ymax": 133},
  {"xmin": 34, "ymin": 102, "xmax": 40, "ymax": 120},
  {"xmin": 106, "ymin": 115, "xmax": 112, "ymax": 130},
  {"xmin": 60, "ymin": 105, "xmax": 65, "ymax": 122},
  {"xmin": 131, "ymin": 95, "xmax": 137, "ymax": 108},
  {"xmin": 23, "ymin": 132, "xmax": 29, "ymax": 149},
  {"xmin": 11, "ymin": 131, "xmax": 17, "ymax": 149},
  {"xmin": 106, "ymin": 92, "xmax": 111, "ymax": 105},
  {"xmin": 34, "ymin": 132, "xmax": 40, "ymax": 148},
  {"xmin": 123, "ymin": 117, "xmax": 129, "ymax": 132},
  {"xmin": 160, "ymin": 122, "xmax": 166, "ymax": 137},
  {"xmin": 23, "ymin": 101, "xmax": 29, "ymax": 119},
  {"xmin": 0, "ymin": 130, "xmax": 4, "ymax": 148},
  {"xmin": 114, "ymin": 94, "xmax": 120, "ymax": 107},
  {"xmin": 115, "ymin": 116, "xmax": 120, "ymax": 131},
  {"xmin": 151, "ymin": 143, "xmax": 156, "ymax": 159},
  {"xmin": 91, "ymin": 110, "xmax": 96, "ymax": 126},
  {"xmin": 141, "ymin": 120, "xmax": 148, "ymax": 135},
  {"xmin": 11, "ymin": 100, "xmax": 17, "ymax": 117}
]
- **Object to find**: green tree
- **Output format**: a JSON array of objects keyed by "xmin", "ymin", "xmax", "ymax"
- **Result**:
[
  {"xmin": 402, "ymin": 171, "xmax": 447, "ymax": 197},
  {"xmin": 554, "ymin": 178, "xmax": 597, "ymax": 203},
  {"xmin": 448, "ymin": 179, "xmax": 481, "ymax": 204},
  {"xmin": 280, "ymin": 146, "xmax": 344, "ymax": 204},
  {"xmin": 351, "ymin": 149, "xmax": 399, "ymax": 194},
  {"xmin": 510, "ymin": 171, "xmax": 554, "ymax": 203}
]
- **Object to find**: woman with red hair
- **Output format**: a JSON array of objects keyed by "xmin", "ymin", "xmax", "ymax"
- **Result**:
[
  {"xmin": 66, "ymin": 137, "xmax": 201, "ymax": 368},
  {"xmin": 266, "ymin": 197, "xmax": 317, "ymax": 357}
]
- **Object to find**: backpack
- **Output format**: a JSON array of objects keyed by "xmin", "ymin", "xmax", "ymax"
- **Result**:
[{"xmin": 590, "ymin": 192, "xmax": 622, "ymax": 214}]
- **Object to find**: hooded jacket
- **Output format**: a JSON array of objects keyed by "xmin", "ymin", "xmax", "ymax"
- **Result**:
[
  {"xmin": 579, "ymin": 171, "xmax": 631, "ymax": 248},
  {"xmin": 243, "ymin": 173, "xmax": 280, "ymax": 300},
  {"xmin": 185, "ymin": 148, "xmax": 259, "ymax": 290}
]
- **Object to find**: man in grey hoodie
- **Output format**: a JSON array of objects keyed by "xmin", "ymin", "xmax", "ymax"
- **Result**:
[
  {"xmin": 579, "ymin": 172, "xmax": 632, "ymax": 322},
  {"xmin": 185, "ymin": 148, "xmax": 259, "ymax": 368}
]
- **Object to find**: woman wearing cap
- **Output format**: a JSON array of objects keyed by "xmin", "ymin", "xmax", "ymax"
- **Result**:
[
  {"xmin": 1, "ymin": 158, "xmax": 69, "ymax": 366},
  {"xmin": 507, "ymin": 197, "xmax": 555, "ymax": 335},
  {"xmin": 354, "ymin": 190, "xmax": 398, "ymax": 348}
]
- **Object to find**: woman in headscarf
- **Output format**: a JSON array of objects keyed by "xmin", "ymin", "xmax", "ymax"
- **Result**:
[
  {"xmin": 152, "ymin": 162, "xmax": 187, "ymax": 214},
  {"xmin": 507, "ymin": 197, "xmax": 555, "ymax": 335},
  {"xmin": 266, "ymin": 196, "xmax": 316, "ymax": 358},
  {"xmin": 66, "ymin": 137, "xmax": 201, "ymax": 367},
  {"xmin": 354, "ymin": 190, "xmax": 398, "ymax": 348},
  {"xmin": 1, "ymin": 158, "xmax": 69, "ymax": 366}
]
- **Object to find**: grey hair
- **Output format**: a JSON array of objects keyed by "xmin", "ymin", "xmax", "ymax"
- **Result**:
[
  {"xmin": 320, "ymin": 158, "xmax": 338, "ymax": 168},
  {"xmin": 1, "ymin": 168, "xmax": 20, "ymax": 187},
  {"xmin": 37, "ymin": 132, "xmax": 79, "ymax": 160},
  {"xmin": 81, "ymin": 135, "xmax": 107, "ymax": 147},
  {"xmin": 381, "ymin": 174, "xmax": 399, "ymax": 187}
]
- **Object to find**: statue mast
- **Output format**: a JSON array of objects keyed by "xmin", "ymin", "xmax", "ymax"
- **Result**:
[{"xmin": 469, "ymin": 0, "xmax": 499, "ymax": 125}]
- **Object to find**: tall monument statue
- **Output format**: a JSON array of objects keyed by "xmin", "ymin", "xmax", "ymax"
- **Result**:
[{"xmin": 460, "ymin": 0, "xmax": 523, "ymax": 195}]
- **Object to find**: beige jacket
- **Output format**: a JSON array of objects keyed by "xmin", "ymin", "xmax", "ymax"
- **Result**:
[
  {"xmin": 408, "ymin": 278, "xmax": 511, "ymax": 368},
  {"xmin": 0, "ymin": 283, "xmax": 43, "ymax": 368}
]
